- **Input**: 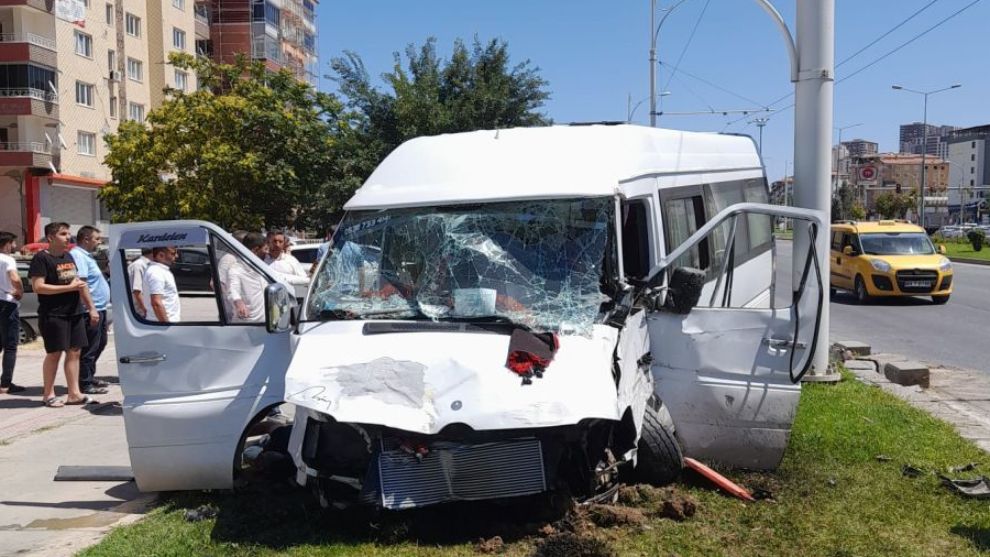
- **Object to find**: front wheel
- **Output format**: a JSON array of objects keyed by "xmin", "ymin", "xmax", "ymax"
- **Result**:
[
  {"xmin": 634, "ymin": 400, "xmax": 683, "ymax": 486},
  {"xmin": 932, "ymin": 295, "xmax": 950, "ymax": 305},
  {"xmin": 17, "ymin": 319, "xmax": 34, "ymax": 345},
  {"xmin": 854, "ymin": 276, "xmax": 870, "ymax": 304}
]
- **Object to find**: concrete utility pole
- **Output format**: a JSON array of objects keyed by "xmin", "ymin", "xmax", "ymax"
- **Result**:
[{"xmin": 755, "ymin": 0, "xmax": 836, "ymax": 381}]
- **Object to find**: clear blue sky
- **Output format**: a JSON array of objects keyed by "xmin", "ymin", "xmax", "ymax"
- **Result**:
[{"xmin": 315, "ymin": 0, "xmax": 988, "ymax": 181}]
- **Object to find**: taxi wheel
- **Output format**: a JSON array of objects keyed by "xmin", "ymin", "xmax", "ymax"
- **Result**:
[
  {"xmin": 932, "ymin": 295, "xmax": 950, "ymax": 305},
  {"xmin": 854, "ymin": 276, "xmax": 870, "ymax": 304}
]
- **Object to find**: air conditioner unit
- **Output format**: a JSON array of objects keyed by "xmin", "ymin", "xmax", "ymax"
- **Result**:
[{"xmin": 108, "ymin": 70, "xmax": 120, "ymax": 81}]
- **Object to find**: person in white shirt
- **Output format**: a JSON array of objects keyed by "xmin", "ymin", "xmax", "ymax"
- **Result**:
[
  {"xmin": 144, "ymin": 247, "xmax": 181, "ymax": 323},
  {"xmin": 0, "ymin": 231, "xmax": 24, "ymax": 393},
  {"xmin": 127, "ymin": 249, "xmax": 152, "ymax": 318},
  {"xmin": 265, "ymin": 231, "xmax": 308, "ymax": 284},
  {"xmin": 229, "ymin": 233, "xmax": 270, "ymax": 323}
]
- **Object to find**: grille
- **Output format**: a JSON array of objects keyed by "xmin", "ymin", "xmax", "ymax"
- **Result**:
[
  {"xmin": 896, "ymin": 269, "xmax": 938, "ymax": 293},
  {"xmin": 377, "ymin": 438, "xmax": 547, "ymax": 510}
]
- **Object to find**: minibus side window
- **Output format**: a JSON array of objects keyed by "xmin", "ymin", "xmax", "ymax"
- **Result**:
[
  {"xmin": 661, "ymin": 195, "xmax": 710, "ymax": 271},
  {"xmin": 831, "ymin": 231, "xmax": 843, "ymax": 251},
  {"xmin": 621, "ymin": 199, "xmax": 651, "ymax": 279}
]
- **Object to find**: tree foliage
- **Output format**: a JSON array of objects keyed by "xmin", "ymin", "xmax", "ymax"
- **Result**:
[
  {"xmin": 101, "ymin": 53, "xmax": 343, "ymax": 230},
  {"xmin": 874, "ymin": 192, "xmax": 915, "ymax": 220}
]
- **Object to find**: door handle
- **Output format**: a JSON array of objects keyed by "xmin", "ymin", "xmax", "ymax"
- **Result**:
[
  {"xmin": 762, "ymin": 338, "xmax": 807, "ymax": 349},
  {"xmin": 178, "ymin": 266, "xmax": 192, "ymax": 272},
  {"xmin": 119, "ymin": 354, "xmax": 166, "ymax": 364}
]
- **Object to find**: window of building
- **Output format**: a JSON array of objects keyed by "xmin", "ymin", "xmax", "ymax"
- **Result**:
[
  {"xmin": 107, "ymin": 49, "xmax": 116, "ymax": 74},
  {"xmin": 972, "ymin": 167, "xmax": 976, "ymax": 175},
  {"xmin": 972, "ymin": 154, "xmax": 977, "ymax": 162},
  {"xmin": 126, "ymin": 57, "xmax": 142, "ymax": 81},
  {"xmin": 75, "ymin": 81, "xmax": 94, "ymax": 107},
  {"xmin": 0, "ymin": 65, "xmax": 57, "ymax": 94},
  {"xmin": 128, "ymin": 102, "xmax": 145, "ymax": 123},
  {"xmin": 253, "ymin": 0, "xmax": 280, "ymax": 26},
  {"xmin": 81, "ymin": 0, "xmax": 89, "ymax": 6},
  {"xmin": 125, "ymin": 13, "xmax": 141, "ymax": 37},
  {"xmin": 78, "ymin": 131, "xmax": 96, "ymax": 156},
  {"xmin": 173, "ymin": 28, "xmax": 186, "ymax": 50},
  {"xmin": 974, "ymin": 141, "xmax": 978, "ymax": 148},
  {"xmin": 174, "ymin": 69, "xmax": 188, "ymax": 91},
  {"xmin": 109, "ymin": 96, "xmax": 117, "ymax": 118},
  {"xmin": 105, "ymin": 3, "xmax": 113, "ymax": 25},
  {"xmin": 173, "ymin": 0, "xmax": 185, "ymax": 9},
  {"xmin": 971, "ymin": 180, "xmax": 976, "ymax": 187},
  {"xmin": 74, "ymin": 31, "xmax": 92, "ymax": 57}
]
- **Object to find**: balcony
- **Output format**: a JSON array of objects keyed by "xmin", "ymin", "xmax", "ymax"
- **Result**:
[
  {"xmin": 252, "ymin": 36, "xmax": 282, "ymax": 64},
  {"xmin": 194, "ymin": 5, "xmax": 209, "ymax": 39},
  {"xmin": 0, "ymin": 32, "xmax": 57, "ymax": 66},
  {"xmin": 0, "ymin": 0, "xmax": 55, "ymax": 13},
  {"xmin": 0, "ymin": 141, "xmax": 52, "ymax": 168},
  {"xmin": 0, "ymin": 88, "xmax": 58, "ymax": 119}
]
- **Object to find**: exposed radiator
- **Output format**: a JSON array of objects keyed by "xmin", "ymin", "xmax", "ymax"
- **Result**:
[{"xmin": 377, "ymin": 437, "xmax": 547, "ymax": 510}]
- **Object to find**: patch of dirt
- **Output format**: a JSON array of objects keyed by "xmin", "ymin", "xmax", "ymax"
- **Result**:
[
  {"xmin": 613, "ymin": 484, "xmax": 698, "ymax": 522},
  {"xmin": 531, "ymin": 531, "xmax": 617, "ymax": 557},
  {"xmin": 475, "ymin": 535, "xmax": 504, "ymax": 554},
  {"xmin": 585, "ymin": 504, "xmax": 647, "ymax": 528},
  {"xmin": 659, "ymin": 497, "xmax": 696, "ymax": 522}
]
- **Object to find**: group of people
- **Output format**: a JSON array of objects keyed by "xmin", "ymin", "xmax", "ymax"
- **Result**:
[{"xmin": 0, "ymin": 222, "xmax": 111, "ymax": 407}]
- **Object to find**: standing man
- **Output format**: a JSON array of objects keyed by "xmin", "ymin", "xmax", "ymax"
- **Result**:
[
  {"xmin": 0, "ymin": 231, "xmax": 24, "ymax": 394},
  {"xmin": 230, "ymin": 233, "xmax": 270, "ymax": 323},
  {"xmin": 265, "ymin": 231, "xmax": 308, "ymax": 280},
  {"xmin": 71, "ymin": 226, "xmax": 111, "ymax": 395},
  {"xmin": 127, "ymin": 248, "xmax": 152, "ymax": 318},
  {"xmin": 144, "ymin": 247, "xmax": 180, "ymax": 323},
  {"xmin": 29, "ymin": 222, "xmax": 98, "ymax": 407}
]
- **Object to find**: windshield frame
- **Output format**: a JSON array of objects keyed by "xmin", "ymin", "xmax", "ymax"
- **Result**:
[
  {"xmin": 858, "ymin": 232, "xmax": 936, "ymax": 256},
  {"xmin": 302, "ymin": 197, "xmax": 619, "ymax": 333}
]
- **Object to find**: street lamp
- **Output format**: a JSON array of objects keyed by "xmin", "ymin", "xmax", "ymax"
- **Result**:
[
  {"xmin": 628, "ymin": 91, "xmax": 671, "ymax": 123},
  {"xmin": 833, "ymin": 122, "xmax": 862, "ymax": 195},
  {"xmin": 649, "ymin": 0, "xmax": 690, "ymax": 127},
  {"xmin": 749, "ymin": 117, "xmax": 770, "ymax": 156},
  {"xmin": 891, "ymin": 83, "xmax": 962, "ymax": 229}
]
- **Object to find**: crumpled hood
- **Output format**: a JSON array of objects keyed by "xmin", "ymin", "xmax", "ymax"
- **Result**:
[{"xmin": 285, "ymin": 322, "xmax": 621, "ymax": 434}]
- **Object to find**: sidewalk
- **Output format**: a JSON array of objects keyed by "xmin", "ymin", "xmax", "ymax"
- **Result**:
[
  {"xmin": 841, "ymin": 346, "xmax": 990, "ymax": 454},
  {"xmin": 0, "ymin": 336, "xmax": 154, "ymax": 557}
]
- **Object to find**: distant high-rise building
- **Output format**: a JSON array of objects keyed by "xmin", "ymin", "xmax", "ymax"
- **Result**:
[
  {"xmin": 199, "ymin": 0, "xmax": 318, "ymax": 86},
  {"xmin": 946, "ymin": 124, "xmax": 990, "ymax": 221},
  {"xmin": 900, "ymin": 122, "xmax": 958, "ymax": 159},
  {"xmin": 842, "ymin": 139, "xmax": 878, "ymax": 158}
]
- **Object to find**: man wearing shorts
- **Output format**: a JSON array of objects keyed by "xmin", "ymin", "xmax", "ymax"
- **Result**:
[{"xmin": 29, "ymin": 222, "xmax": 99, "ymax": 407}]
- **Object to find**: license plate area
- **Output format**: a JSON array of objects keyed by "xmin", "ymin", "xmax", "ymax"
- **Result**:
[{"xmin": 904, "ymin": 281, "xmax": 931, "ymax": 288}]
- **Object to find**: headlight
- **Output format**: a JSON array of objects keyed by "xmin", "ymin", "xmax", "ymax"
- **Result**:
[
  {"xmin": 870, "ymin": 259, "xmax": 892, "ymax": 273},
  {"xmin": 939, "ymin": 257, "xmax": 952, "ymax": 273}
]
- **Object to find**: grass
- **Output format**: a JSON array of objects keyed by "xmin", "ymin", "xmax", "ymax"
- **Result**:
[
  {"xmin": 940, "ymin": 241, "xmax": 990, "ymax": 262},
  {"xmin": 81, "ymin": 372, "xmax": 990, "ymax": 557},
  {"xmin": 776, "ymin": 229, "xmax": 794, "ymax": 240}
]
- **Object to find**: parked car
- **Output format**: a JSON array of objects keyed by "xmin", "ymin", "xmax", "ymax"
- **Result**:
[
  {"xmin": 14, "ymin": 259, "xmax": 38, "ymax": 344},
  {"xmin": 288, "ymin": 242, "xmax": 323, "ymax": 269},
  {"xmin": 934, "ymin": 225, "xmax": 965, "ymax": 239},
  {"xmin": 172, "ymin": 247, "xmax": 214, "ymax": 292}
]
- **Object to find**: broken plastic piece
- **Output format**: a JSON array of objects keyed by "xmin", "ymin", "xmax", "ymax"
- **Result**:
[
  {"xmin": 506, "ymin": 329, "xmax": 559, "ymax": 384},
  {"xmin": 901, "ymin": 464, "xmax": 925, "ymax": 478},
  {"xmin": 948, "ymin": 462, "xmax": 978, "ymax": 474},
  {"xmin": 682, "ymin": 456, "xmax": 756, "ymax": 502},
  {"xmin": 939, "ymin": 475, "xmax": 990, "ymax": 499}
]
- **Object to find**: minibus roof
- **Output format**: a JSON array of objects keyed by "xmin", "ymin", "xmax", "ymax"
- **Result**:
[{"xmin": 344, "ymin": 124, "xmax": 763, "ymax": 210}]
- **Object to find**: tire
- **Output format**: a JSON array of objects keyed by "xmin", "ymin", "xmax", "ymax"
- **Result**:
[
  {"xmin": 854, "ymin": 276, "xmax": 870, "ymax": 304},
  {"xmin": 635, "ymin": 400, "xmax": 683, "ymax": 486},
  {"xmin": 932, "ymin": 295, "xmax": 950, "ymax": 305},
  {"xmin": 17, "ymin": 320, "xmax": 35, "ymax": 345}
]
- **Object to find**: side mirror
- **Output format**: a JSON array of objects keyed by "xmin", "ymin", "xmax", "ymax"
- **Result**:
[
  {"xmin": 664, "ymin": 267, "xmax": 706, "ymax": 314},
  {"xmin": 842, "ymin": 245, "xmax": 854, "ymax": 256},
  {"xmin": 938, "ymin": 244, "xmax": 946, "ymax": 255},
  {"xmin": 264, "ymin": 282, "xmax": 295, "ymax": 333}
]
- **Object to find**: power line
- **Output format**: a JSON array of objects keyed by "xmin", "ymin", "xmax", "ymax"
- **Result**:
[
  {"xmin": 662, "ymin": 0, "xmax": 711, "ymax": 91},
  {"xmin": 835, "ymin": 0, "xmax": 942, "ymax": 68},
  {"xmin": 660, "ymin": 61, "xmax": 768, "ymax": 109},
  {"xmin": 669, "ymin": 71, "xmax": 716, "ymax": 112}
]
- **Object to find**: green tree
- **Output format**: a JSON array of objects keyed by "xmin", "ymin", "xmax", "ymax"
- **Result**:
[
  {"xmin": 874, "ymin": 192, "xmax": 915, "ymax": 220},
  {"xmin": 101, "ymin": 53, "xmax": 344, "ymax": 230},
  {"xmin": 324, "ymin": 36, "xmax": 552, "ymax": 213}
]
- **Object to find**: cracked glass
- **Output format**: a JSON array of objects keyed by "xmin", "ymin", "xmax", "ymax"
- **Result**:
[{"xmin": 307, "ymin": 198, "xmax": 615, "ymax": 334}]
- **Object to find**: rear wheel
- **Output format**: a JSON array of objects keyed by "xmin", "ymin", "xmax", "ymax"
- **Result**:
[
  {"xmin": 932, "ymin": 295, "xmax": 950, "ymax": 305},
  {"xmin": 17, "ymin": 320, "xmax": 35, "ymax": 345},
  {"xmin": 854, "ymin": 276, "xmax": 870, "ymax": 304},
  {"xmin": 634, "ymin": 400, "xmax": 683, "ymax": 486}
]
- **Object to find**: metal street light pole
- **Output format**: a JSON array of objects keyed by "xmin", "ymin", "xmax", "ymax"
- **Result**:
[
  {"xmin": 833, "ymin": 123, "xmax": 862, "ymax": 195},
  {"xmin": 649, "ymin": 0, "xmax": 689, "ymax": 127},
  {"xmin": 891, "ymin": 84, "xmax": 961, "ymax": 229},
  {"xmin": 628, "ymin": 91, "xmax": 671, "ymax": 123},
  {"xmin": 750, "ymin": 117, "xmax": 770, "ymax": 156}
]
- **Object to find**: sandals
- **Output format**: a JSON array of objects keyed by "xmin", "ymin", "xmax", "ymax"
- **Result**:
[
  {"xmin": 44, "ymin": 395, "xmax": 98, "ymax": 407},
  {"xmin": 44, "ymin": 397, "xmax": 65, "ymax": 408},
  {"xmin": 65, "ymin": 395, "xmax": 97, "ymax": 406}
]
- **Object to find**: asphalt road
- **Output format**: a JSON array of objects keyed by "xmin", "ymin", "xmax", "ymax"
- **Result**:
[{"xmin": 779, "ymin": 240, "xmax": 990, "ymax": 373}]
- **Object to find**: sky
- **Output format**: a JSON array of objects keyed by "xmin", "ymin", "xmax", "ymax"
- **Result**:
[{"xmin": 314, "ymin": 0, "xmax": 989, "ymax": 182}]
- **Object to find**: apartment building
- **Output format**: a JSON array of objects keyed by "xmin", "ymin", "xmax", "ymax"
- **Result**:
[
  {"xmin": 899, "ymin": 122, "xmax": 958, "ymax": 159},
  {"xmin": 201, "ymin": 0, "xmax": 317, "ymax": 85},
  {"xmin": 946, "ymin": 125, "xmax": 990, "ymax": 220},
  {"xmin": 0, "ymin": 0, "xmax": 200, "ymax": 243},
  {"xmin": 849, "ymin": 153, "xmax": 949, "ymax": 212}
]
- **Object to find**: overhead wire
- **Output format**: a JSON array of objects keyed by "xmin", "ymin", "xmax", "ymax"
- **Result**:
[{"xmin": 662, "ymin": 0, "xmax": 711, "ymax": 91}]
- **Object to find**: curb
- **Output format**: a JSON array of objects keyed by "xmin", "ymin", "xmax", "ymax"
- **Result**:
[{"xmin": 947, "ymin": 256, "xmax": 990, "ymax": 266}]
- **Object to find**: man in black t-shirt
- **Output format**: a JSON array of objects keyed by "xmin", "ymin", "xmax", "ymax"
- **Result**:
[{"xmin": 28, "ymin": 222, "xmax": 99, "ymax": 407}]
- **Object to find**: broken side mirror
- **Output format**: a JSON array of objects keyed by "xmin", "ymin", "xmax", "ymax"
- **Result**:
[
  {"xmin": 664, "ymin": 267, "xmax": 705, "ymax": 314},
  {"xmin": 265, "ymin": 282, "xmax": 295, "ymax": 333}
]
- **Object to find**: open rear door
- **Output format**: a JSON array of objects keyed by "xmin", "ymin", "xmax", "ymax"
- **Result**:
[
  {"xmin": 646, "ymin": 203, "xmax": 825, "ymax": 469},
  {"xmin": 109, "ymin": 221, "xmax": 295, "ymax": 491}
]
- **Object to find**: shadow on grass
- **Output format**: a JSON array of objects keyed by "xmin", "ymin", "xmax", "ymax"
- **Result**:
[
  {"xmin": 165, "ymin": 482, "xmax": 569, "ymax": 549},
  {"xmin": 952, "ymin": 526, "xmax": 990, "ymax": 552}
]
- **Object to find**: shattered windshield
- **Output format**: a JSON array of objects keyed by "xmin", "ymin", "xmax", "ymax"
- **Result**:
[{"xmin": 307, "ymin": 198, "xmax": 615, "ymax": 334}]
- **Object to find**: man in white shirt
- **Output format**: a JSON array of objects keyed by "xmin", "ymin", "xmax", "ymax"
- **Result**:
[
  {"xmin": 265, "ymin": 232, "xmax": 308, "ymax": 283},
  {"xmin": 127, "ymin": 249, "xmax": 152, "ymax": 318},
  {"xmin": 229, "ymin": 233, "xmax": 270, "ymax": 323},
  {"xmin": 144, "ymin": 247, "xmax": 180, "ymax": 323},
  {"xmin": 0, "ymin": 231, "xmax": 24, "ymax": 393}
]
